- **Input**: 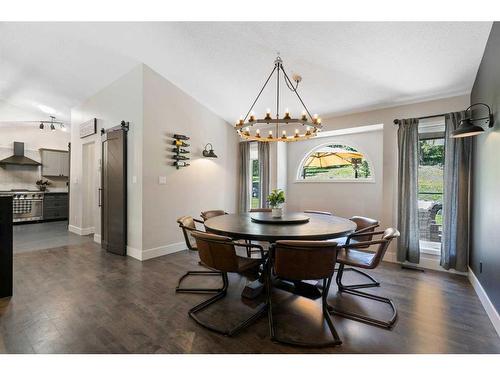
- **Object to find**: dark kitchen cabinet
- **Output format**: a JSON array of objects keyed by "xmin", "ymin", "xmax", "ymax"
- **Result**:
[
  {"xmin": 43, "ymin": 193, "xmax": 68, "ymax": 221},
  {"xmin": 0, "ymin": 196, "xmax": 13, "ymax": 298}
]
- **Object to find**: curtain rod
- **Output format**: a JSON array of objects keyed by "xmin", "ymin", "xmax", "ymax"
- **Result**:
[{"xmin": 393, "ymin": 113, "xmax": 447, "ymax": 125}]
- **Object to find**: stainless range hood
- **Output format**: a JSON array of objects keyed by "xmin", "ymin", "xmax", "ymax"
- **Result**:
[{"xmin": 0, "ymin": 142, "xmax": 41, "ymax": 166}]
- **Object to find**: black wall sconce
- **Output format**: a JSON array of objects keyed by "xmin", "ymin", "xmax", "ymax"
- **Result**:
[
  {"xmin": 451, "ymin": 103, "xmax": 495, "ymax": 138},
  {"xmin": 202, "ymin": 143, "xmax": 218, "ymax": 158}
]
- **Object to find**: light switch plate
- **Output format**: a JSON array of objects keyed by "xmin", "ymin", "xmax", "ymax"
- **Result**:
[{"xmin": 158, "ymin": 176, "xmax": 167, "ymax": 185}]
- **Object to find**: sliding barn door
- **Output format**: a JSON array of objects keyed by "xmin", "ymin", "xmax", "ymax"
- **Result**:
[{"xmin": 101, "ymin": 124, "xmax": 127, "ymax": 256}]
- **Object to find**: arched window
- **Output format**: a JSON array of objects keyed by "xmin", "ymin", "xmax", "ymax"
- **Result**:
[{"xmin": 297, "ymin": 143, "xmax": 374, "ymax": 181}]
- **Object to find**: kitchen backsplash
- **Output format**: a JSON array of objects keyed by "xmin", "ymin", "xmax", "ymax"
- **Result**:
[{"xmin": 0, "ymin": 147, "xmax": 68, "ymax": 192}]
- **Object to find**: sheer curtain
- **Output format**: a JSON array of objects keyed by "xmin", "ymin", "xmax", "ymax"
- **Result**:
[
  {"xmin": 258, "ymin": 142, "xmax": 270, "ymax": 208},
  {"xmin": 238, "ymin": 142, "xmax": 250, "ymax": 213},
  {"xmin": 397, "ymin": 118, "xmax": 420, "ymax": 264},
  {"xmin": 441, "ymin": 112, "xmax": 471, "ymax": 272}
]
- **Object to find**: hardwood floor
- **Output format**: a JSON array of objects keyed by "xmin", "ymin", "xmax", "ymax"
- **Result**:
[{"xmin": 1, "ymin": 242, "xmax": 499, "ymax": 354}]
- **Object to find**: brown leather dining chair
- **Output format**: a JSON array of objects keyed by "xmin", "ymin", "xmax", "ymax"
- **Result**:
[
  {"xmin": 188, "ymin": 231, "xmax": 267, "ymax": 337},
  {"xmin": 175, "ymin": 216, "xmax": 224, "ymax": 294},
  {"xmin": 336, "ymin": 216, "xmax": 381, "ymax": 289},
  {"xmin": 266, "ymin": 240, "xmax": 342, "ymax": 347},
  {"xmin": 200, "ymin": 210, "xmax": 227, "ymax": 221},
  {"xmin": 249, "ymin": 208, "xmax": 272, "ymax": 213},
  {"xmin": 329, "ymin": 227, "xmax": 400, "ymax": 329},
  {"xmin": 303, "ymin": 210, "xmax": 333, "ymax": 216}
]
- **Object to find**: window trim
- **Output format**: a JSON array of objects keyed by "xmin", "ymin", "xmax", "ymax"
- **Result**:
[{"xmin": 295, "ymin": 139, "xmax": 376, "ymax": 184}]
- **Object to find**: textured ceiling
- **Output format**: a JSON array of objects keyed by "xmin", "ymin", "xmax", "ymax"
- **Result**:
[{"xmin": 0, "ymin": 22, "xmax": 492, "ymax": 123}]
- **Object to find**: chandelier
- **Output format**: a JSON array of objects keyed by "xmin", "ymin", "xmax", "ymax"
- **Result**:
[{"xmin": 235, "ymin": 55, "xmax": 322, "ymax": 142}]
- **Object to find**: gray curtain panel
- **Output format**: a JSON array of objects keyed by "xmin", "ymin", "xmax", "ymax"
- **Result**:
[
  {"xmin": 397, "ymin": 118, "xmax": 420, "ymax": 264},
  {"xmin": 258, "ymin": 142, "xmax": 270, "ymax": 208},
  {"xmin": 441, "ymin": 112, "xmax": 471, "ymax": 272},
  {"xmin": 238, "ymin": 141, "xmax": 250, "ymax": 213}
]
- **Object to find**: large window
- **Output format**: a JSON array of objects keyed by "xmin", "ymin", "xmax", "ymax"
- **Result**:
[
  {"xmin": 298, "ymin": 143, "xmax": 373, "ymax": 181},
  {"xmin": 418, "ymin": 117, "xmax": 445, "ymax": 253},
  {"xmin": 249, "ymin": 142, "xmax": 260, "ymax": 209}
]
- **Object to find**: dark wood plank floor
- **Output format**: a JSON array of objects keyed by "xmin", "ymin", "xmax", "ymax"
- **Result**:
[{"xmin": 1, "ymin": 242, "xmax": 499, "ymax": 354}]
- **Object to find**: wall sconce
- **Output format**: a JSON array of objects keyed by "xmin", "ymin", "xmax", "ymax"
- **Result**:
[
  {"xmin": 451, "ymin": 103, "xmax": 495, "ymax": 138},
  {"xmin": 202, "ymin": 143, "xmax": 218, "ymax": 158}
]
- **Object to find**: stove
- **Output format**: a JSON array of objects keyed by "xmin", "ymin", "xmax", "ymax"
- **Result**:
[{"xmin": 0, "ymin": 190, "xmax": 44, "ymax": 222}]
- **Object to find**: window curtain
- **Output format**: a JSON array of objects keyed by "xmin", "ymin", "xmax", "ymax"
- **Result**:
[
  {"xmin": 441, "ymin": 111, "xmax": 471, "ymax": 272},
  {"xmin": 258, "ymin": 142, "xmax": 270, "ymax": 208},
  {"xmin": 397, "ymin": 118, "xmax": 420, "ymax": 264},
  {"xmin": 238, "ymin": 142, "xmax": 250, "ymax": 213}
]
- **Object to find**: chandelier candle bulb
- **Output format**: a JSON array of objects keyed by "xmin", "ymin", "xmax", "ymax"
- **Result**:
[
  {"xmin": 281, "ymin": 130, "xmax": 287, "ymax": 139},
  {"xmin": 268, "ymin": 130, "xmax": 273, "ymax": 139},
  {"xmin": 256, "ymin": 129, "xmax": 261, "ymax": 137},
  {"xmin": 301, "ymin": 111, "xmax": 307, "ymax": 121},
  {"xmin": 264, "ymin": 109, "xmax": 272, "ymax": 121},
  {"xmin": 294, "ymin": 129, "xmax": 299, "ymax": 138}
]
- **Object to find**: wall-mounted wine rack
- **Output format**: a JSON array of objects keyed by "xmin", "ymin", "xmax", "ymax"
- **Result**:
[{"xmin": 172, "ymin": 134, "xmax": 190, "ymax": 169}]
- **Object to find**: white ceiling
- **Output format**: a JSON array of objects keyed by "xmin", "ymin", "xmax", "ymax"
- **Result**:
[{"xmin": 0, "ymin": 22, "xmax": 492, "ymax": 124}]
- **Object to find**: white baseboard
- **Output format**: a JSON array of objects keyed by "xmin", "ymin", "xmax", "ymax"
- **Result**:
[
  {"xmin": 93, "ymin": 234, "xmax": 101, "ymax": 244},
  {"xmin": 468, "ymin": 267, "xmax": 500, "ymax": 337},
  {"xmin": 126, "ymin": 241, "xmax": 187, "ymax": 261},
  {"xmin": 126, "ymin": 246, "xmax": 143, "ymax": 260},
  {"xmin": 68, "ymin": 225, "xmax": 95, "ymax": 236}
]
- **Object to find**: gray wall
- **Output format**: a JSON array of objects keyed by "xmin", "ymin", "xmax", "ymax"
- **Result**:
[{"xmin": 470, "ymin": 22, "xmax": 500, "ymax": 312}]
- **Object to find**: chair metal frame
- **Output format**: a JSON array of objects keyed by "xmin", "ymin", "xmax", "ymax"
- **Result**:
[
  {"xmin": 266, "ymin": 242, "xmax": 342, "ymax": 348},
  {"xmin": 188, "ymin": 236, "xmax": 268, "ymax": 337},
  {"xmin": 175, "ymin": 217, "xmax": 224, "ymax": 294},
  {"xmin": 329, "ymin": 229, "xmax": 399, "ymax": 329}
]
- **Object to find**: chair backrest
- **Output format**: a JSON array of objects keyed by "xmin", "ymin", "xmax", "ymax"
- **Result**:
[
  {"xmin": 249, "ymin": 208, "xmax": 272, "ymax": 213},
  {"xmin": 273, "ymin": 240, "xmax": 338, "ymax": 281},
  {"xmin": 350, "ymin": 216, "xmax": 379, "ymax": 245},
  {"xmin": 177, "ymin": 216, "xmax": 198, "ymax": 250},
  {"xmin": 348, "ymin": 228, "xmax": 400, "ymax": 268},
  {"xmin": 304, "ymin": 210, "xmax": 333, "ymax": 216},
  {"xmin": 191, "ymin": 231, "xmax": 239, "ymax": 273},
  {"xmin": 201, "ymin": 210, "xmax": 227, "ymax": 221}
]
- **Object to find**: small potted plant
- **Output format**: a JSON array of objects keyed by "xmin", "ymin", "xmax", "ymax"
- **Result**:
[
  {"xmin": 36, "ymin": 179, "xmax": 51, "ymax": 192},
  {"xmin": 267, "ymin": 189, "xmax": 285, "ymax": 218}
]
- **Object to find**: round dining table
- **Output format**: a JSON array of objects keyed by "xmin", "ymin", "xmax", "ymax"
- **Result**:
[
  {"xmin": 204, "ymin": 212, "xmax": 357, "ymax": 300},
  {"xmin": 204, "ymin": 212, "xmax": 356, "ymax": 243}
]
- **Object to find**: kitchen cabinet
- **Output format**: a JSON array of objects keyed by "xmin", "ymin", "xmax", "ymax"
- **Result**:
[
  {"xmin": 40, "ymin": 149, "xmax": 69, "ymax": 177},
  {"xmin": 43, "ymin": 193, "xmax": 69, "ymax": 221}
]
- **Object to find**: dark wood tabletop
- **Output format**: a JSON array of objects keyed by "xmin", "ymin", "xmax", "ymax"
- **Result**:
[{"xmin": 204, "ymin": 212, "xmax": 356, "ymax": 242}]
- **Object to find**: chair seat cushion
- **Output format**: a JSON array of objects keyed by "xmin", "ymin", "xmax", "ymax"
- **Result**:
[
  {"xmin": 337, "ymin": 248, "xmax": 376, "ymax": 269},
  {"xmin": 237, "ymin": 256, "xmax": 262, "ymax": 272}
]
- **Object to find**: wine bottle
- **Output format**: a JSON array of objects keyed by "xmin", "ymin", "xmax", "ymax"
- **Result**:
[
  {"xmin": 173, "ymin": 161, "xmax": 190, "ymax": 168},
  {"xmin": 172, "ymin": 147, "xmax": 190, "ymax": 154},
  {"xmin": 173, "ymin": 134, "xmax": 190, "ymax": 140},
  {"xmin": 173, "ymin": 140, "xmax": 190, "ymax": 147},
  {"xmin": 173, "ymin": 155, "xmax": 190, "ymax": 160}
]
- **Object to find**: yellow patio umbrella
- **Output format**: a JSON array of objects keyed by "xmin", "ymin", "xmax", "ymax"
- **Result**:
[{"xmin": 303, "ymin": 147, "xmax": 363, "ymax": 168}]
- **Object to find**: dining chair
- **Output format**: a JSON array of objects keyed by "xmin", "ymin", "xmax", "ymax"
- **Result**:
[
  {"xmin": 329, "ymin": 227, "xmax": 400, "ymax": 329},
  {"xmin": 337, "ymin": 216, "xmax": 381, "ymax": 290},
  {"xmin": 200, "ymin": 210, "xmax": 227, "ymax": 221},
  {"xmin": 188, "ymin": 231, "xmax": 267, "ymax": 336},
  {"xmin": 175, "ymin": 216, "xmax": 224, "ymax": 294},
  {"xmin": 303, "ymin": 210, "xmax": 333, "ymax": 216},
  {"xmin": 266, "ymin": 240, "xmax": 342, "ymax": 347},
  {"xmin": 249, "ymin": 208, "xmax": 272, "ymax": 213}
]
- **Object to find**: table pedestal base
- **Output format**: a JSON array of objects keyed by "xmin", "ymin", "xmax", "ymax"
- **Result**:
[{"xmin": 241, "ymin": 278, "xmax": 322, "ymax": 300}]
